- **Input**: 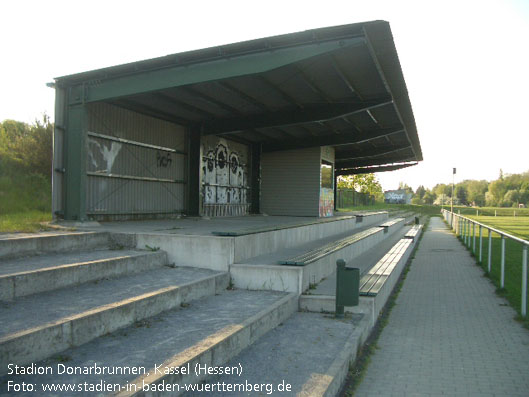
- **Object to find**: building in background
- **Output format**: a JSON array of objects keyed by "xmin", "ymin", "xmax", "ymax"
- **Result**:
[{"xmin": 384, "ymin": 189, "xmax": 412, "ymax": 204}]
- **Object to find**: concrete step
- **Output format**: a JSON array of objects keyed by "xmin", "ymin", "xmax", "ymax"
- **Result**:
[
  {"xmin": 0, "ymin": 290, "xmax": 298, "ymax": 396},
  {"xmin": 230, "ymin": 217, "xmax": 409, "ymax": 294},
  {"xmin": 0, "ymin": 231, "xmax": 110, "ymax": 260},
  {"xmin": 0, "ymin": 249, "xmax": 168, "ymax": 300},
  {"xmin": 181, "ymin": 311, "xmax": 371, "ymax": 396},
  {"xmin": 0, "ymin": 266, "xmax": 229, "ymax": 372},
  {"xmin": 300, "ymin": 224, "xmax": 422, "ymax": 328}
]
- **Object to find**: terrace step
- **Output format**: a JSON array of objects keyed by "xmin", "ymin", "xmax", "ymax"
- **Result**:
[
  {"xmin": 0, "ymin": 231, "xmax": 111, "ymax": 260},
  {"xmin": 181, "ymin": 311, "xmax": 371, "ymax": 397},
  {"xmin": 0, "ymin": 290, "xmax": 297, "ymax": 396},
  {"xmin": 300, "ymin": 224, "xmax": 423, "ymax": 328},
  {"xmin": 230, "ymin": 217, "xmax": 409, "ymax": 294},
  {"xmin": 0, "ymin": 249, "xmax": 168, "ymax": 300},
  {"xmin": 0, "ymin": 266, "xmax": 229, "ymax": 372}
]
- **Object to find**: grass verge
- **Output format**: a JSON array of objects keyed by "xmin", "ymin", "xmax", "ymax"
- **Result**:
[
  {"xmin": 0, "ymin": 211, "xmax": 52, "ymax": 233},
  {"xmin": 340, "ymin": 217, "xmax": 430, "ymax": 396}
]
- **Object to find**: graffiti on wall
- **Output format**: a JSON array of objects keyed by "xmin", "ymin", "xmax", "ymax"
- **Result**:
[
  {"xmin": 201, "ymin": 137, "xmax": 248, "ymax": 205},
  {"xmin": 88, "ymin": 138, "xmax": 123, "ymax": 173},
  {"xmin": 319, "ymin": 187, "xmax": 334, "ymax": 217},
  {"xmin": 156, "ymin": 151, "xmax": 172, "ymax": 168}
]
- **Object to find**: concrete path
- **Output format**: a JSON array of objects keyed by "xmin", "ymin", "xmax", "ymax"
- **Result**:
[{"xmin": 354, "ymin": 217, "xmax": 529, "ymax": 397}]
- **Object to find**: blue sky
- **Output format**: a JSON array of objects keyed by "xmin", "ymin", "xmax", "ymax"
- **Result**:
[{"xmin": 1, "ymin": 0, "xmax": 527, "ymax": 191}]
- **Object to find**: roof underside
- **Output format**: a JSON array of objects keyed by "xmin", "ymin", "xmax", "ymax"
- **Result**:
[{"xmin": 56, "ymin": 20, "xmax": 422, "ymax": 175}]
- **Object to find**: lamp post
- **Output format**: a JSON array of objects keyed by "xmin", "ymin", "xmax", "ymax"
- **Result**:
[{"xmin": 451, "ymin": 168, "xmax": 456, "ymax": 226}]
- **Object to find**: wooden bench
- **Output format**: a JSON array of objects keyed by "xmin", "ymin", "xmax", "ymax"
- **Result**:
[
  {"xmin": 359, "ymin": 238, "xmax": 412, "ymax": 296},
  {"xmin": 404, "ymin": 224, "xmax": 423, "ymax": 241},
  {"xmin": 279, "ymin": 227, "xmax": 381, "ymax": 266},
  {"xmin": 378, "ymin": 217, "xmax": 405, "ymax": 233}
]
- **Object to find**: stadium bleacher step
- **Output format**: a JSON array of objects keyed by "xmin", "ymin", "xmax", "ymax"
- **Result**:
[
  {"xmin": 0, "ymin": 266, "xmax": 229, "ymax": 372},
  {"xmin": 0, "ymin": 231, "xmax": 110, "ymax": 260},
  {"xmin": 0, "ymin": 290, "xmax": 297, "ymax": 396},
  {"xmin": 0, "ymin": 249, "xmax": 168, "ymax": 300},
  {"xmin": 181, "ymin": 311, "xmax": 371, "ymax": 397}
]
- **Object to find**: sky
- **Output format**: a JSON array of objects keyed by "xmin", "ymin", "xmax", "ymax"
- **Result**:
[{"xmin": 1, "ymin": 0, "xmax": 528, "ymax": 191}]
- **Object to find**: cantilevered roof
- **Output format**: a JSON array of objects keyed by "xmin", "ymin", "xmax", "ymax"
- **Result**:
[{"xmin": 55, "ymin": 20, "xmax": 422, "ymax": 174}]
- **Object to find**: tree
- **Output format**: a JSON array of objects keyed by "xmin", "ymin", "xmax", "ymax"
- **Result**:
[
  {"xmin": 423, "ymin": 190, "xmax": 435, "ymax": 205},
  {"xmin": 455, "ymin": 185, "xmax": 468, "ymax": 205},
  {"xmin": 398, "ymin": 182, "xmax": 414, "ymax": 195},
  {"xmin": 337, "ymin": 173, "xmax": 384, "ymax": 201},
  {"xmin": 488, "ymin": 179, "xmax": 507, "ymax": 206},
  {"xmin": 0, "ymin": 115, "xmax": 53, "ymax": 178},
  {"xmin": 466, "ymin": 180, "xmax": 488, "ymax": 207},
  {"xmin": 415, "ymin": 185, "xmax": 426, "ymax": 199},
  {"xmin": 503, "ymin": 190, "xmax": 520, "ymax": 207}
]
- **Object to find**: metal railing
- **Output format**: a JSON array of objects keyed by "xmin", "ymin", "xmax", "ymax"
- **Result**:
[{"xmin": 441, "ymin": 209, "xmax": 528, "ymax": 317}]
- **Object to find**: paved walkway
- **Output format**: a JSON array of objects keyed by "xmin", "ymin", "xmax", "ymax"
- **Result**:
[{"xmin": 354, "ymin": 217, "xmax": 529, "ymax": 397}]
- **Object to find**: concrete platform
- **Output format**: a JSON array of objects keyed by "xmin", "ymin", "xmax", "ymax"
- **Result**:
[
  {"xmin": 131, "ymin": 212, "xmax": 389, "ymax": 271},
  {"xmin": 0, "ymin": 290, "xmax": 297, "ymax": 396}
]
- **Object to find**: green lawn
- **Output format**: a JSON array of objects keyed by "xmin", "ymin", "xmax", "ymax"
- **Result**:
[
  {"xmin": 0, "ymin": 211, "xmax": 52, "ymax": 233},
  {"xmin": 456, "ymin": 215, "xmax": 528, "ymax": 323},
  {"xmin": 0, "ymin": 172, "xmax": 52, "ymax": 233},
  {"xmin": 337, "ymin": 203, "xmax": 442, "ymax": 216}
]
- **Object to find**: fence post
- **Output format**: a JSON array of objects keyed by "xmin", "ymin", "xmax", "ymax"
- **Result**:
[
  {"xmin": 488, "ymin": 230, "xmax": 492, "ymax": 273},
  {"xmin": 501, "ymin": 236, "xmax": 505, "ymax": 289},
  {"xmin": 473, "ymin": 222, "xmax": 476, "ymax": 253},
  {"xmin": 522, "ymin": 245, "xmax": 527, "ymax": 317},
  {"xmin": 479, "ymin": 225, "xmax": 483, "ymax": 263}
]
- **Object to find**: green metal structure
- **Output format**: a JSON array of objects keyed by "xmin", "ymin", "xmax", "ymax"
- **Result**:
[{"xmin": 51, "ymin": 20, "xmax": 422, "ymax": 221}]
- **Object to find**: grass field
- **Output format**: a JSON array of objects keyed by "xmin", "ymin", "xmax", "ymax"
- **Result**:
[
  {"xmin": 453, "ymin": 205, "xmax": 529, "ymax": 217},
  {"xmin": 337, "ymin": 203, "xmax": 443, "ymax": 216},
  {"xmin": 454, "ymin": 214, "xmax": 529, "ymax": 324}
]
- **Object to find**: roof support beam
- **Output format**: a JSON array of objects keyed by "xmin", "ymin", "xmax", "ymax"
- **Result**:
[
  {"xmin": 335, "ymin": 144, "xmax": 411, "ymax": 160},
  {"xmin": 335, "ymin": 161, "xmax": 417, "ymax": 176},
  {"xmin": 262, "ymin": 127, "xmax": 403, "ymax": 152},
  {"xmin": 201, "ymin": 97, "xmax": 393, "ymax": 135},
  {"xmin": 113, "ymin": 98, "xmax": 191, "ymax": 126},
  {"xmin": 336, "ymin": 155, "xmax": 416, "ymax": 168},
  {"xmin": 70, "ymin": 37, "xmax": 365, "ymax": 103}
]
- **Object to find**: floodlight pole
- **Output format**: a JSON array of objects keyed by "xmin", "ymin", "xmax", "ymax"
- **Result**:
[{"xmin": 451, "ymin": 168, "xmax": 456, "ymax": 226}]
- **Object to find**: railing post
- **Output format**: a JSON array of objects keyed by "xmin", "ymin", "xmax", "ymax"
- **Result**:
[
  {"xmin": 501, "ymin": 236, "xmax": 505, "ymax": 289},
  {"xmin": 465, "ymin": 219, "xmax": 470, "ymax": 248},
  {"xmin": 522, "ymin": 245, "xmax": 527, "ymax": 317},
  {"xmin": 479, "ymin": 225, "xmax": 483, "ymax": 263},
  {"xmin": 488, "ymin": 230, "xmax": 492, "ymax": 273},
  {"xmin": 473, "ymin": 222, "xmax": 476, "ymax": 253}
]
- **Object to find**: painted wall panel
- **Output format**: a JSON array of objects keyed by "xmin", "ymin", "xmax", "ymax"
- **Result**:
[{"xmin": 201, "ymin": 136, "xmax": 250, "ymax": 216}]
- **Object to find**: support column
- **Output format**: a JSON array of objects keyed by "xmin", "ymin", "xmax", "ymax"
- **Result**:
[
  {"xmin": 64, "ymin": 102, "xmax": 88, "ymax": 221},
  {"xmin": 187, "ymin": 129, "xmax": 202, "ymax": 216},
  {"xmin": 250, "ymin": 143, "xmax": 261, "ymax": 214}
]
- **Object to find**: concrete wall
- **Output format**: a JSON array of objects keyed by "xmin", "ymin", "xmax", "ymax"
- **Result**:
[{"xmin": 260, "ymin": 147, "xmax": 321, "ymax": 216}]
